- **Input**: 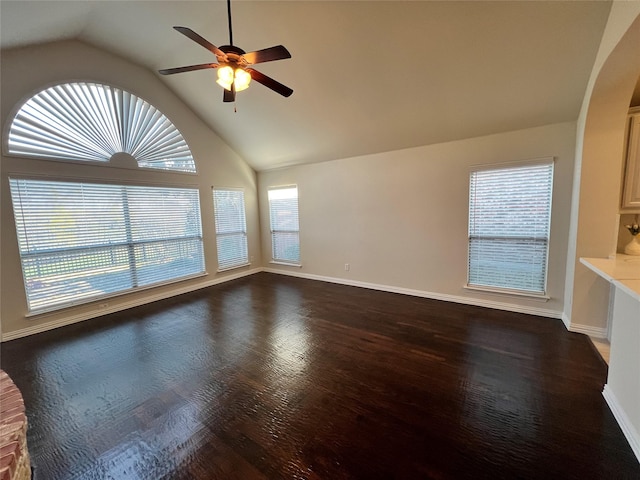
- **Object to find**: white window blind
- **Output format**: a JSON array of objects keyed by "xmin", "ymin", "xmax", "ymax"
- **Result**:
[
  {"xmin": 8, "ymin": 82, "xmax": 196, "ymax": 173},
  {"xmin": 212, "ymin": 188, "xmax": 249, "ymax": 270},
  {"xmin": 9, "ymin": 178, "xmax": 205, "ymax": 312},
  {"xmin": 268, "ymin": 186, "xmax": 300, "ymax": 264},
  {"xmin": 468, "ymin": 162, "xmax": 553, "ymax": 295}
]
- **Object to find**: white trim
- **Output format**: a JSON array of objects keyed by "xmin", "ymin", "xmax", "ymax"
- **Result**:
[
  {"xmin": 607, "ymin": 282, "xmax": 616, "ymax": 342},
  {"xmin": 269, "ymin": 261, "xmax": 302, "ymax": 268},
  {"xmin": 2, "ymin": 267, "xmax": 566, "ymax": 342},
  {"xmin": 1, "ymin": 268, "xmax": 261, "ymax": 342},
  {"xmin": 211, "ymin": 185, "xmax": 244, "ymax": 192},
  {"xmin": 24, "ymin": 272, "xmax": 208, "ymax": 318},
  {"xmin": 217, "ymin": 263, "xmax": 251, "ymax": 273},
  {"xmin": 568, "ymin": 323, "xmax": 608, "ymax": 339},
  {"xmin": 8, "ymin": 171, "xmax": 200, "ymax": 189},
  {"xmin": 464, "ymin": 284, "xmax": 550, "ymax": 301},
  {"xmin": 466, "ymin": 161, "xmax": 554, "ymax": 296},
  {"xmin": 603, "ymin": 385, "xmax": 640, "ymax": 464},
  {"xmin": 3, "ymin": 154, "xmax": 199, "ymax": 176},
  {"xmin": 4, "ymin": 266, "xmax": 637, "ymax": 466},
  {"xmin": 267, "ymin": 184, "xmax": 298, "ymax": 192},
  {"xmin": 469, "ymin": 156, "xmax": 555, "ymax": 172},
  {"xmin": 263, "ymin": 268, "xmax": 562, "ymax": 319},
  {"xmin": 562, "ymin": 313, "xmax": 610, "ymax": 339}
]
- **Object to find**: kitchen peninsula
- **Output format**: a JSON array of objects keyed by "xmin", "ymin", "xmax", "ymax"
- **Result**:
[{"xmin": 580, "ymin": 254, "xmax": 640, "ymax": 462}]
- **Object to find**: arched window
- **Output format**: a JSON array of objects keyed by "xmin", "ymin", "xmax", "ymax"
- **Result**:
[{"xmin": 7, "ymin": 82, "xmax": 196, "ymax": 173}]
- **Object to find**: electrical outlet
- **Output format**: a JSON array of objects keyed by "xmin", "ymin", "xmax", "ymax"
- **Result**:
[{"xmin": 344, "ymin": 263, "xmax": 350, "ymax": 271}]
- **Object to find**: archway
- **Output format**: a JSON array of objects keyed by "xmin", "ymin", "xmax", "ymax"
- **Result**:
[{"xmin": 568, "ymin": 13, "xmax": 640, "ymax": 333}]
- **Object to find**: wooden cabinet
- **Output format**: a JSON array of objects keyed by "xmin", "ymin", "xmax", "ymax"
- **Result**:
[{"xmin": 621, "ymin": 107, "xmax": 640, "ymax": 212}]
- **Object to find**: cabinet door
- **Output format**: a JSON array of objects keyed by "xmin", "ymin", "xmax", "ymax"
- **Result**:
[{"xmin": 622, "ymin": 112, "xmax": 640, "ymax": 211}]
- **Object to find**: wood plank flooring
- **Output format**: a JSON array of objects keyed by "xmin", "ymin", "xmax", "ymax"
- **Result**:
[{"xmin": 1, "ymin": 272, "xmax": 638, "ymax": 479}]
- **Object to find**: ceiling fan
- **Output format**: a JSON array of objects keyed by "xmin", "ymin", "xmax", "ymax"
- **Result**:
[{"xmin": 158, "ymin": 0, "xmax": 292, "ymax": 103}]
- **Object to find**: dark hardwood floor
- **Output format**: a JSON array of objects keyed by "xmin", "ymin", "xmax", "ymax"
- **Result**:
[{"xmin": 1, "ymin": 272, "xmax": 638, "ymax": 479}]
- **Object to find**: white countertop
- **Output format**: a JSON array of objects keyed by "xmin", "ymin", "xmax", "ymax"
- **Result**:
[{"xmin": 580, "ymin": 254, "xmax": 640, "ymax": 302}]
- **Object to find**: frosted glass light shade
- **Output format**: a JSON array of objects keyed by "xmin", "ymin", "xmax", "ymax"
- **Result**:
[
  {"xmin": 234, "ymin": 69, "xmax": 251, "ymax": 92},
  {"xmin": 216, "ymin": 66, "xmax": 251, "ymax": 92},
  {"xmin": 216, "ymin": 66, "xmax": 234, "ymax": 90}
]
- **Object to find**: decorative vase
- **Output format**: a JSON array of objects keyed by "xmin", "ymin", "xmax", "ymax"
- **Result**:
[{"xmin": 624, "ymin": 235, "xmax": 640, "ymax": 255}]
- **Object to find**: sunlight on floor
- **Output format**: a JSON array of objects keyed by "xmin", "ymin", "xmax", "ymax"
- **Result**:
[{"xmin": 589, "ymin": 337, "xmax": 610, "ymax": 364}]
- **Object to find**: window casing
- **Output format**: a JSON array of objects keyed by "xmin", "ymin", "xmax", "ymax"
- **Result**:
[
  {"xmin": 268, "ymin": 186, "xmax": 300, "ymax": 264},
  {"xmin": 9, "ymin": 178, "xmax": 205, "ymax": 313},
  {"xmin": 212, "ymin": 188, "xmax": 249, "ymax": 270},
  {"xmin": 467, "ymin": 160, "xmax": 553, "ymax": 296}
]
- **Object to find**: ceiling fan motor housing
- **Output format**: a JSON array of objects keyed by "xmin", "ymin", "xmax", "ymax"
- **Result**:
[{"xmin": 219, "ymin": 45, "xmax": 247, "ymax": 67}]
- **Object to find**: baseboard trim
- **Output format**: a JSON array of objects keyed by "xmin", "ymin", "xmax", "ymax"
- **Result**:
[
  {"xmin": 262, "ymin": 268, "xmax": 563, "ymax": 319},
  {"xmin": 1, "ymin": 268, "xmax": 262, "ymax": 342},
  {"xmin": 3, "ymin": 267, "xmax": 566, "ymax": 342},
  {"xmin": 603, "ymin": 385, "xmax": 640, "ymax": 463},
  {"xmin": 568, "ymin": 323, "xmax": 608, "ymax": 338}
]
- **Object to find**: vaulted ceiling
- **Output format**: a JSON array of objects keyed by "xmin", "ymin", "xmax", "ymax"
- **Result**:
[{"xmin": 0, "ymin": 1, "xmax": 611, "ymax": 171}]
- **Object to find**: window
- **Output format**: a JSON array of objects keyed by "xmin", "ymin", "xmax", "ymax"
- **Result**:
[
  {"xmin": 268, "ymin": 186, "xmax": 300, "ymax": 264},
  {"xmin": 8, "ymin": 82, "xmax": 196, "ymax": 173},
  {"xmin": 467, "ymin": 160, "xmax": 553, "ymax": 295},
  {"xmin": 9, "ymin": 178, "xmax": 205, "ymax": 313},
  {"xmin": 212, "ymin": 188, "xmax": 249, "ymax": 270}
]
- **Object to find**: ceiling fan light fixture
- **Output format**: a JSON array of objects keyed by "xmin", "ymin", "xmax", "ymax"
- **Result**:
[
  {"xmin": 216, "ymin": 65, "xmax": 235, "ymax": 90},
  {"xmin": 234, "ymin": 68, "xmax": 251, "ymax": 92},
  {"xmin": 158, "ymin": 0, "xmax": 293, "ymax": 102},
  {"xmin": 216, "ymin": 65, "xmax": 251, "ymax": 92}
]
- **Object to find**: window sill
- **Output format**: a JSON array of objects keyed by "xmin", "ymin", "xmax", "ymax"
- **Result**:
[
  {"xmin": 217, "ymin": 263, "xmax": 251, "ymax": 273},
  {"xmin": 464, "ymin": 284, "xmax": 550, "ymax": 301},
  {"xmin": 26, "ymin": 272, "xmax": 209, "ymax": 318},
  {"xmin": 269, "ymin": 261, "xmax": 302, "ymax": 268}
]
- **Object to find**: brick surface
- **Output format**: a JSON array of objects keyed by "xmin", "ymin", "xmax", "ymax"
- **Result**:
[{"xmin": 0, "ymin": 370, "xmax": 30, "ymax": 480}]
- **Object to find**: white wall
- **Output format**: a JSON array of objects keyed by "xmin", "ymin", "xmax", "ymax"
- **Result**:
[
  {"xmin": 259, "ymin": 122, "xmax": 576, "ymax": 317},
  {"xmin": 0, "ymin": 41, "xmax": 261, "ymax": 339},
  {"xmin": 564, "ymin": 6, "xmax": 640, "ymax": 335}
]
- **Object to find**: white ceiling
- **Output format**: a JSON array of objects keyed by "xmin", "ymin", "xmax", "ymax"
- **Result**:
[{"xmin": 0, "ymin": 1, "xmax": 611, "ymax": 171}]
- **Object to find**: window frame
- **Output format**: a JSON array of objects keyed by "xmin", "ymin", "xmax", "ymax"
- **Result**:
[
  {"xmin": 212, "ymin": 187, "xmax": 250, "ymax": 272},
  {"xmin": 9, "ymin": 176, "xmax": 206, "ymax": 315},
  {"xmin": 466, "ymin": 158, "xmax": 554, "ymax": 298},
  {"xmin": 267, "ymin": 185, "xmax": 301, "ymax": 266}
]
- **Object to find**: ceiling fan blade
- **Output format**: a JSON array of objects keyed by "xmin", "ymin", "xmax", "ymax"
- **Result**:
[
  {"xmin": 158, "ymin": 63, "xmax": 218, "ymax": 75},
  {"xmin": 173, "ymin": 26, "xmax": 228, "ymax": 61},
  {"xmin": 223, "ymin": 85, "xmax": 236, "ymax": 103},
  {"xmin": 246, "ymin": 68, "xmax": 293, "ymax": 97},
  {"xmin": 242, "ymin": 45, "xmax": 291, "ymax": 65}
]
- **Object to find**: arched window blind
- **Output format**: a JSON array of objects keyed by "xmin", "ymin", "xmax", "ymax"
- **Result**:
[
  {"xmin": 8, "ymin": 82, "xmax": 196, "ymax": 173},
  {"xmin": 9, "ymin": 178, "xmax": 205, "ymax": 313},
  {"xmin": 212, "ymin": 188, "xmax": 249, "ymax": 270},
  {"xmin": 467, "ymin": 160, "xmax": 553, "ymax": 295}
]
